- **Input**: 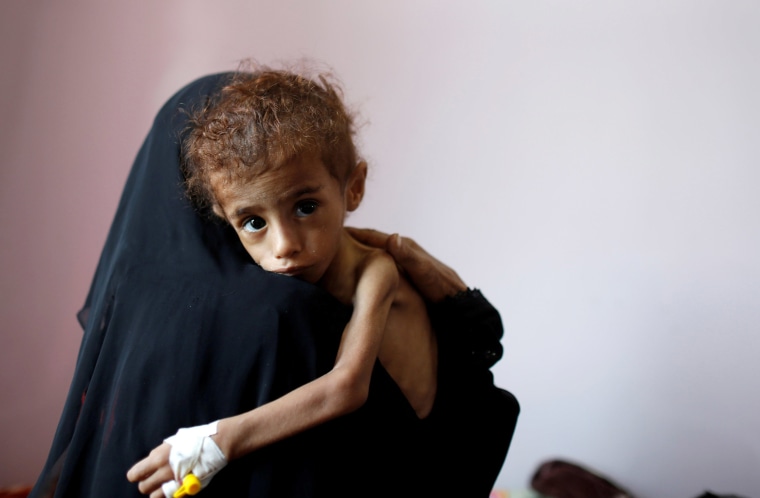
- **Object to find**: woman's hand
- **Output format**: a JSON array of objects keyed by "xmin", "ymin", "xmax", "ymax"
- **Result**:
[
  {"xmin": 346, "ymin": 228, "xmax": 467, "ymax": 302},
  {"xmin": 126, "ymin": 443, "xmax": 174, "ymax": 498}
]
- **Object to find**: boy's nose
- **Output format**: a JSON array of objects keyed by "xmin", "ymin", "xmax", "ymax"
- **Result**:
[{"xmin": 272, "ymin": 224, "xmax": 302, "ymax": 259}]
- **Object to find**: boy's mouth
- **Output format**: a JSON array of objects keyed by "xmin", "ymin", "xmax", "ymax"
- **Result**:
[{"xmin": 272, "ymin": 266, "xmax": 306, "ymax": 277}]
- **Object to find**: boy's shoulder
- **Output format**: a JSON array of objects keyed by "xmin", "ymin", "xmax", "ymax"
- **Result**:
[
  {"xmin": 344, "ymin": 234, "xmax": 428, "ymax": 316},
  {"xmin": 352, "ymin": 239, "xmax": 399, "ymax": 286},
  {"xmin": 320, "ymin": 232, "xmax": 397, "ymax": 304},
  {"xmin": 351, "ymin": 240, "xmax": 429, "ymax": 311}
]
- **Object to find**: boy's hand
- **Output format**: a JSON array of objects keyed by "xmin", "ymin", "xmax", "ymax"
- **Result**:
[
  {"xmin": 127, "ymin": 443, "xmax": 174, "ymax": 498},
  {"xmin": 346, "ymin": 227, "xmax": 467, "ymax": 302},
  {"xmin": 127, "ymin": 421, "xmax": 227, "ymax": 497}
]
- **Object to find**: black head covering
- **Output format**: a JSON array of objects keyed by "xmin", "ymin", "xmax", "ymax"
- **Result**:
[{"xmin": 29, "ymin": 73, "xmax": 358, "ymax": 498}]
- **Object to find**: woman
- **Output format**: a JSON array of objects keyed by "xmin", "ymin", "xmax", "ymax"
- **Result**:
[{"xmin": 30, "ymin": 72, "xmax": 517, "ymax": 498}]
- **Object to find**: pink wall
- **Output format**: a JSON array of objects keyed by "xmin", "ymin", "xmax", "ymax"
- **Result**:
[{"xmin": 2, "ymin": 2, "xmax": 760, "ymax": 496}]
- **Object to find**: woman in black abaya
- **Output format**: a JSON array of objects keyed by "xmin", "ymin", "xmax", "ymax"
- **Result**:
[{"xmin": 30, "ymin": 72, "xmax": 518, "ymax": 498}]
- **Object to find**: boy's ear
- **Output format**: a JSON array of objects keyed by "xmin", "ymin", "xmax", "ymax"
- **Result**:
[
  {"xmin": 345, "ymin": 161, "xmax": 367, "ymax": 212},
  {"xmin": 211, "ymin": 203, "xmax": 227, "ymax": 220}
]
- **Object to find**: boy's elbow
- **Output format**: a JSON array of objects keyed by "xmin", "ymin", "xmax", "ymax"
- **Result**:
[{"xmin": 330, "ymin": 370, "xmax": 369, "ymax": 415}]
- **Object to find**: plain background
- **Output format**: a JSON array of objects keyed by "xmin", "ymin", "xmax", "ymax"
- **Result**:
[{"xmin": 1, "ymin": 2, "xmax": 759, "ymax": 497}]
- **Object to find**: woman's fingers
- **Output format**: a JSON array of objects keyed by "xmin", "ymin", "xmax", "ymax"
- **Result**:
[
  {"xmin": 346, "ymin": 227, "xmax": 416, "ymax": 264},
  {"xmin": 347, "ymin": 227, "xmax": 466, "ymax": 302},
  {"xmin": 345, "ymin": 227, "xmax": 390, "ymax": 249}
]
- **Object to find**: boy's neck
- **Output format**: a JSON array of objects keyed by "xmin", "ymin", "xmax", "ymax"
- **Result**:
[{"xmin": 317, "ymin": 230, "xmax": 365, "ymax": 306}]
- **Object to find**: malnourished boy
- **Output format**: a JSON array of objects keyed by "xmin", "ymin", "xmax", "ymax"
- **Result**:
[{"xmin": 129, "ymin": 68, "xmax": 438, "ymax": 496}]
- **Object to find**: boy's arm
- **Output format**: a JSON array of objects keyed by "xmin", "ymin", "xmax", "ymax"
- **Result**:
[
  {"xmin": 128, "ymin": 253, "xmax": 398, "ymax": 494},
  {"xmin": 218, "ymin": 252, "xmax": 398, "ymax": 459}
]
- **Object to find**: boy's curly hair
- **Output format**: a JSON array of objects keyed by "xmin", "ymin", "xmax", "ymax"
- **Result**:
[{"xmin": 183, "ymin": 65, "xmax": 360, "ymax": 213}]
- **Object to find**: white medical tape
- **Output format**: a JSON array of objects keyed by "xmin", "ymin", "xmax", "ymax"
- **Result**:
[
  {"xmin": 161, "ymin": 420, "xmax": 228, "ymax": 498},
  {"xmin": 161, "ymin": 480, "xmax": 180, "ymax": 498}
]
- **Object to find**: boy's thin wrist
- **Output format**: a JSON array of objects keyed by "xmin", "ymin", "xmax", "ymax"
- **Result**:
[{"xmin": 211, "ymin": 418, "xmax": 234, "ymax": 461}]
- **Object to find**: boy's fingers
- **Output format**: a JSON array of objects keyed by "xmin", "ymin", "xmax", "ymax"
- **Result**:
[
  {"xmin": 127, "ymin": 459, "xmax": 149, "ymax": 482},
  {"xmin": 127, "ymin": 446, "xmax": 164, "ymax": 482},
  {"xmin": 137, "ymin": 465, "xmax": 174, "ymax": 495},
  {"xmin": 128, "ymin": 444, "xmax": 174, "ymax": 497}
]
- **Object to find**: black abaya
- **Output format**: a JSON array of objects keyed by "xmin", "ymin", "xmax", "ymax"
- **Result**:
[
  {"xmin": 30, "ymin": 73, "xmax": 519, "ymax": 498},
  {"xmin": 29, "ymin": 73, "xmax": 357, "ymax": 497}
]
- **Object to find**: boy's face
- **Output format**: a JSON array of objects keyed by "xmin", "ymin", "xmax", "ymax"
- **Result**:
[{"xmin": 212, "ymin": 155, "xmax": 365, "ymax": 284}]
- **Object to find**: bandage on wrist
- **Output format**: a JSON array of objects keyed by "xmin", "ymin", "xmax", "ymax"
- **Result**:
[{"xmin": 161, "ymin": 421, "xmax": 228, "ymax": 498}]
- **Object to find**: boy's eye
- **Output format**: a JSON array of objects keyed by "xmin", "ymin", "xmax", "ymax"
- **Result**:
[
  {"xmin": 243, "ymin": 216, "xmax": 266, "ymax": 233},
  {"xmin": 296, "ymin": 200, "xmax": 318, "ymax": 217}
]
